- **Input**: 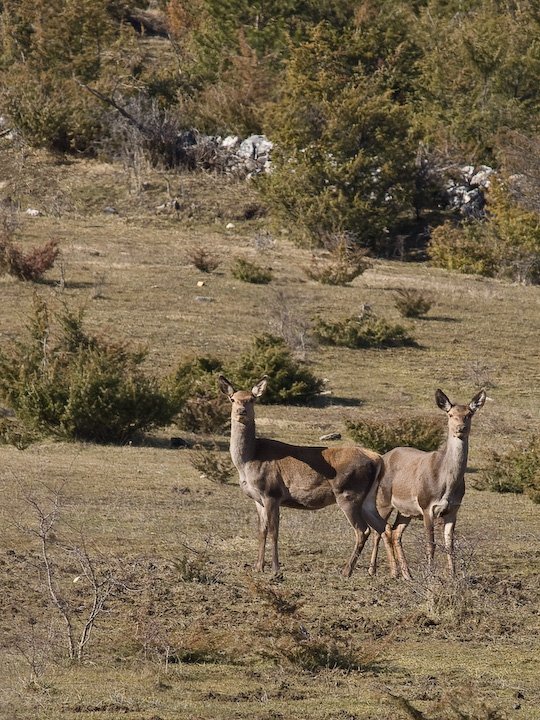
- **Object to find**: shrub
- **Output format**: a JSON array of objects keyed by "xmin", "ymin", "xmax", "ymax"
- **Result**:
[
  {"xmin": 234, "ymin": 334, "xmax": 324, "ymax": 404},
  {"xmin": 428, "ymin": 221, "xmax": 499, "ymax": 277},
  {"xmin": 484, "ymin": 436, "xmax": 540, "ymax": 503},
  {"xmin": 0, "ymin": 298, "xmax": 176, "ymax": 443},
  {"xmin": 231, "ymin": 257, "xmax": 272, "ymax": 284},
  {"xmin": 186, "ymin": 246, "xmax": 220, "ymax": 273},
  {"xmin": 260, "ymin": 24, "xmax": 416, "ymax": 251},
  {"xmin": 346, "ymin": 415, "xmax": 445, "ymax": 454},
  {"xmin": 190, "ymin": 444, "xmax": 235, "ymax": 484},
  {"xmin": 0, "ymin": 238, "xmax": 59, "ymax": 281},
  {"xmin": 313, "ymin": 314, "xmax": 417, "ymax": 349},
  {"xmin": 167, "ymin": 357, "xmax": 230, "ymax": 434},
  {"xmin": 393, "ymin": 288, "xmax": 434, "ymax": 318},
  {"xmin": 429, "ymin": 180, "xmax": 540, "ymax": 284},
  {"xmin": 304, "ymin": 237, "xmax": 370, "ymax": 286}
]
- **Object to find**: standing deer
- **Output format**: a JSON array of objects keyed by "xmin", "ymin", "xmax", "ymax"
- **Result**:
[
  {"xmin": 367, "ymin": 388, "xmax": 486, "ymax": 579},
  {"xmin": 218, "ymin": 375, "xmax": 393, "ymax": 576}
]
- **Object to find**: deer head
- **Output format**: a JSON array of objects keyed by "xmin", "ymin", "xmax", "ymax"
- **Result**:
[
  {"xmin": 435, "ymin": 388, "xmax": 486, "ymax": 440},
  {"xmin": 218, "ymin": 375, "xmax": 268, "ymax": 424}
]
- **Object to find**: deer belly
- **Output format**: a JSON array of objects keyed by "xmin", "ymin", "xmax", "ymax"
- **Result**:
[
  {"xmin": 284, "ymin": 484, "xmax": 335, "ymax": 510},
  {"xmin": 392, "ymin": 495, "xmax": 423, "ymax": 518}
]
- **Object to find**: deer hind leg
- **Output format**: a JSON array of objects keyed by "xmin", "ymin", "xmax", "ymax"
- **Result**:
[
  {"xmin": 334, "ymin": 493, "xmax": 371, "ymax": 578},
  {"xmin": 391, "ymin": 513, "xmax": 413, "ymax": 580},
  {"xmin": 368, "ymin": 506, "xmax": 393, "ymax": 577}
]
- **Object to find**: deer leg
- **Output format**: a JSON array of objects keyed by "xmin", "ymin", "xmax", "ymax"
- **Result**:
[
  {"xmin": 255, "ymin": 502, "xmax": 268, "ymax": 572},
  {"xmin": 392, "ymin": 513, "xmax": 412, "ymax": 580},
  {"xmin": 335, "ymin": 493, "xmax": 371, "ymax": 577},
  {"xmin": 368, "ymin": 531, "xmax": 381, "ymax": 576},
  {"xmin": 368, "ymin": 506, "xmax": 393, "ymax": 577},
  {"xmin": 443, "ymin": 515, "xmax": 457, "ymax": 576},
  {"xmin": 265, "ymin": 497, "xmax": 281, "ymax": 574},
  {"xmin": 423, "ymin": 511, "xmax": 436, "ymax": 573}
]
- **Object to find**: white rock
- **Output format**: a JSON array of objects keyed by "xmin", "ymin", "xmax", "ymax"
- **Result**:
[
  {"xmin": 225, "ymin": 222, "xmax": 235, "ymax": 229},
  {"xmin": 25, "ymin": 208, "xmax": 42, "ymax": 217},
  {"xmin": 222, "ymin": 135, "xmax": 240, "ymax": 149}
]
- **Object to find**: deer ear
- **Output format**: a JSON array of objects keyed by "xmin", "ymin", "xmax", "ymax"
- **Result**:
[
  {"xmin": 469, "ymin": 389, "xmax": 486, "ymax": 413},
  {"xmin": 218, "ymin": 375, "xmax": 235, "ymax": 398},
  {"xmin": 435, "ymin": 389, "xmax": 452, "ymax": 412},
  {"xmin": 251, "ymin": 376, "xmax": 268, "ymax": 398}
]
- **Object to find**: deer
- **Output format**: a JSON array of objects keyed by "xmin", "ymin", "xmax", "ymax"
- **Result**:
[
  {"xmin": 366, "ymin": 388, "xmax": 486, "ymax": 580},
  {"xmin": 218, "ymin": 375, "xmax": 394, "ymax": 576}
]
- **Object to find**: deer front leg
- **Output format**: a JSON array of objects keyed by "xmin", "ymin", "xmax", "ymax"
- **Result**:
[
  {"xmin": 255, "ymin": 502, "xmax": 268, "ymax": 572},
  {"xmin": 423, "ymin": 511, "xmax": 436, "ymax": 573},
  {"xmin": 443, "ymin": 516, "xmax": 457, "ymax": 576},
  {"xmin": 265, "ymin": 497, "xmax": 281, "ymax": 574}
]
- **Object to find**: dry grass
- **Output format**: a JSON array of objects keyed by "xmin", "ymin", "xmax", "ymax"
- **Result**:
[{"xmin": 1, "ymin": 144, "xmax": 539, "ymax": 719}]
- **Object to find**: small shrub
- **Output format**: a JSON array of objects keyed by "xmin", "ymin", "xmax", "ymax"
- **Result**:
[
  {"xmin": 0, "ymin": 238, "xmax": 59, "ymax": 281},
  {"xmin": 484, "ymin": 436, "xmax": 540, "ymax": 503},
  {"xmin": 0, "ymin": 416, "xmax": 37, "ymax": 449},
  {"xmin": 305, "ymin": 237, "xmax": 370, "ymax": 286},
  {"xmin": 190, "ymin": 444, "xmax": 235, "ymax": 484},
  {"xmin": 393, "ymin": 288, "xmax": 434, "ymax": 318},
  {"xmin": 346, "ymin": 415, "xmax": 445, "ymax": 453},
  {"xmin": 186, "ymin": 246, "xmax": 220, "ymax": 273},
  {"xmin": 429, "ymin": 221, "xmax": 498, "ymax": 277},
  {"xmin": 313, "ymin": 314, "xmax": 417, "ymax": 349},
  {"xmin": 231, "ymin": 257, "xmax": 272, "ymax": 284},
  {"xmin": 234, "ymin": 334, "xmax": 324, "ymax": 404},
  {"xmin": 167, "ymin": 357, "xmax": 230, "ymax": 434},
  {"xmin": 0, "ymin": 297, "xmax": 176, "ymax": 443}
]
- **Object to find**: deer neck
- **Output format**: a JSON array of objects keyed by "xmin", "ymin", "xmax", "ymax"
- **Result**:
[
  {"xmin": 439, "ymin": 434, "xmax": 469, "ymax": 488},
  {"xmin": 229, "ymin": 416, "xmax": 257, "ymax": 468}
]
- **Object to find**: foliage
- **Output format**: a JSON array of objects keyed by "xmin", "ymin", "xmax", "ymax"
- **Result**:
[
  {"xmin": 304, "ymin": 236, "xmax": 370, "ymax": 285},
  {"xmin": 346, "ymin": 414, "xmax": 446, "ymax": 454},
  {"xmin": 429, "ymin": 181, "xmax": 540, "ymax": 283},
  {"xmin": 186, "ymin": 245, "xmax": 220, "ymax": 273},
  {"xmin": 0, "ymin": 415, "xmax": 37, "ymax": 449},
  {"xmin": 166, "ymin": 356, "xmax": 230, "ymax": 434},
  {"xmin": 0, "ymin": 0, "xmax": 141, "ymax": 153},
  {"xmin": 230, "ymin": 257, "xmax": 272, "ymax": 284},
  {"xmin": 0, "ymin": 297, "xmax": 176, "ymax": 443},
  {"xmin": 393, "ymin": 288, "xmax": 434, "ymax": 318},
  {"xmin": 428, "ymin": 221, "xmax": 498, "ymax": 277},
  {"xmin": 484, "ymin": 435, "xmax": 540, "ymax": 503},
  {"xmin": 313, "ymin": 313, "xmax": 417, "ymax": 349},
  {"xmin": 0, "ymin": 237, "xmax": 59, "ymax": 281},
  {"xmin": 414, "ymin": 1, "xmax": 540, "ymax": 163},
  {"xmin": 190, "ymin": 444, "xmax": 235, "ymax": 484},
  {"xmin": 261, "ymin": 22, "xmax": 416, "ymax": 251},
  {"xmin": 234, "ymin": 334, "xmax": 324, "ymax": 404}
]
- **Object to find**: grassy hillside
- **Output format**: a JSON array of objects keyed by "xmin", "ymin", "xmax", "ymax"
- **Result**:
[{"xmin": 1, "ymin": 145, "xmax": 539, "ymax": 720}]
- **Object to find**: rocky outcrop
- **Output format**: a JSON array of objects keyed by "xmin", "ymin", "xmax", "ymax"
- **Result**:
[{"xmin": 444, "ymin": 164, "xmax": 495, "ymax": 218}]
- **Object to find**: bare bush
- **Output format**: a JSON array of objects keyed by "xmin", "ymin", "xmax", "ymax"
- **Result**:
[
  {"xmin": 186, "ymin": 245, "xmax": 221, "ymax": 273},
  {"xmin": 16, "ymin": 485, "xmax": 130, "ymax": 663},
  {"xmin": 0, "ymin": 236, "xmax": 59, "ymax": 281},
  {"xmin": 268, "ymin": 289, "xmax": 312, "ymax": 354}
]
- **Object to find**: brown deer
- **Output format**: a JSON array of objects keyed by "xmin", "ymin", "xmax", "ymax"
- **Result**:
[
  {"xmin": 367, "ymin": 388, "xmax": 486, "ymax": 580},
  {"xmin": 218, "ymin": 375, "xmax": 393, "ymax": 576}
]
